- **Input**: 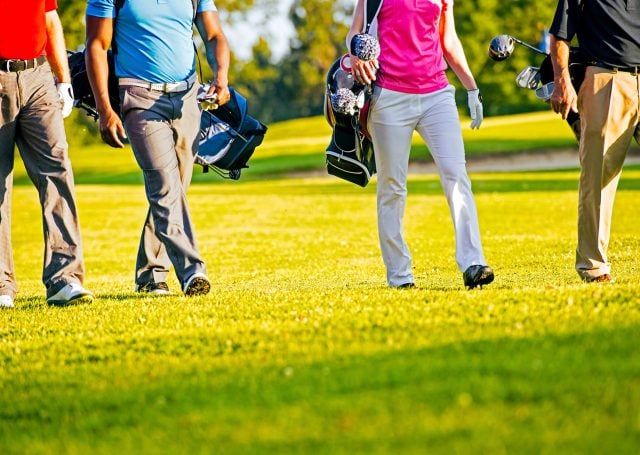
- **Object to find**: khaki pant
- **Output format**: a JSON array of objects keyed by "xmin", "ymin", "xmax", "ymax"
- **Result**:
[
  {"xmin": 119, "ymin": 81, "xmax": 206, "ymax": 289},
  {"xmin": 368, "ymin": 85, "xmax": 487, "ymax": 287},
  {"xmin": 0, "ymin": 63, "xmax": 86, "ymax": 299},
  {"xmin": 576, "ymin": 66, "xmax": 640, "ymax": 279}
]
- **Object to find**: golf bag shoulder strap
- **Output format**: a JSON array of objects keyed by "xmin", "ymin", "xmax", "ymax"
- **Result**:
[{"xmin": 363, "ymin": 0, "xmax": 383, "ymax": 34}]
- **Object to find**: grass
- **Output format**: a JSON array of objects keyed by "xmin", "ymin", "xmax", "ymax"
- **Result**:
[
  {"xmin": 31, "ymin": 110, "xmax": 580, "ymax": 186},
  {"xmin": 2, "ymin": 165, "xmax": 640, "ymax": 453}
]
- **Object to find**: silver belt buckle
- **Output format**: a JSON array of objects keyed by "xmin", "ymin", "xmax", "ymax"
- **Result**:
[
  {"xmin": 3, "ymin": 59, "xmax": 15, "ymax": 72},
  {"xmin": 164, "ymin": 81, "xmax": 183, "ymax": 92}
]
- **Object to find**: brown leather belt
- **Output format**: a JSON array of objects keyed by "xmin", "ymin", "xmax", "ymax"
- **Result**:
[{"xmin": 0, "ymin": 56, "xmax": 47, "ymax": 72}]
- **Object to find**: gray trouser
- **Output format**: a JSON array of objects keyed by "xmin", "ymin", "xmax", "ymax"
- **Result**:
[
  {"xmin": 119, "ymin": 81, "xmax": 206, "ymax": 288},
  {"xmin": 0, "ymin": 62, "xmax": 85, "ymax": 299},
  {"xmin": 368, "ymin": 85, "xmax": 486, "ymax": 287}
]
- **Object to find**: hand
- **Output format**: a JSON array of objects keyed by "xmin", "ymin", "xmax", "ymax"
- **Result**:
[
  {"xmin": 212, "ymin": 80, "xmax": 231, "ymax": 106},
  {"xmin": 56, "ymin": 82, "xmax": 74, "ymax": 119},
  {"xmin": 350, "ymin": 55, "xmax": 378, "ymax": 86},
  {"xmin": 98, "ymin": 109, "xmax": 127, "ymax": 148},
  {"xmin": 550, "ymin": 74, "xmax": 578, "ymax": 120},
  {"xmin": 467, "ymin": 89, "xmax": 483, "ymax": 129}
]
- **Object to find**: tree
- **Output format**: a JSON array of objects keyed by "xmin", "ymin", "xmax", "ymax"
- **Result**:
[{"xmin": 276, "ymin": 0, "xmax": 351, "ymax": 119}]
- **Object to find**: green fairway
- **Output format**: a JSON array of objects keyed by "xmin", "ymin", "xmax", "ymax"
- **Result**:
[
  {"xmin": 17, "ymin": 110, "xmax": 580, "ymax": 185},
  {"xmin": 2, "ymin": 168, "xmax": 640, "ymax": 453}
]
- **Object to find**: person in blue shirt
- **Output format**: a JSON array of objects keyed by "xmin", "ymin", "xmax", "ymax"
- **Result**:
[{"xmin": 85, "ymin": 0, "xmax": 230, "ymax": 296}]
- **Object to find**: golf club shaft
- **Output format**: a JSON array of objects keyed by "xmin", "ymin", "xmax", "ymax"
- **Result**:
[{"xmin": 511, "ymin": 36, "xmax": 548, "ymax": 55}]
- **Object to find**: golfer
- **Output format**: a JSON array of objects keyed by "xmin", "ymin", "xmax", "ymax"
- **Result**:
[
  {"xmin": 347, "ymin": 0, "xmax": 494, "ymax": 289},
  {"xmin": 85, "ymin": 0, "xmax": 231, "ymax": 296}
]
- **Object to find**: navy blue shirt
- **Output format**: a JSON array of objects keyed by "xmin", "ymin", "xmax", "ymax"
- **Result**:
[{"xmin": 550, "ymin": 0, "xmax": 640, "ymax": 67}]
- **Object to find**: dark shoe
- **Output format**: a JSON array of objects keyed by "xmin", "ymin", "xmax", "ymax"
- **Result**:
[
  {"xmin": 183, "ymin": 273, "xmax": 211, "ymax": 296},
  {"xmin": 397, "ymin": 282, "xmax": 416, "ymax": 289},
  {"xmin": 135, "ymin": 281, "xmax": 171, "ymax": 295},
  {"xmin": 583, "ymin": 274, "xmax": 613, "ymax": 283},
  {"xmin": 463, "ymin": 265, "xmax": 494, "ymax": 289}
]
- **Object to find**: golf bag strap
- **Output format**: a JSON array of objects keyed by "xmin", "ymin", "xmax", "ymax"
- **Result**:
[{"xmin": 363, "ymin": 0, "xmax": 383, "ymax": 34}]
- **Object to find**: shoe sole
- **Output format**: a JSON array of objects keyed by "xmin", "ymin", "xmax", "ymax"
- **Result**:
[
  {"xmin": 48, "ymin": 293, "xmax": 95, "ymax": 307},
  {"xmin": 465, "ymin": 271, "xmax": 495, "ymax": 290},
  {"xmin": 185, "ymin": 277, "xmax": 211, "ymax": 296},
  {"xmin": 135, "ymin": 289, "xmax": 172, "ymax": 296}
]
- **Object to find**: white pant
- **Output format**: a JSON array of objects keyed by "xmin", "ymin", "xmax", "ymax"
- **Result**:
[{"xmin": 368, "ymin": 85, "xmax": 486, "ymax": 286}]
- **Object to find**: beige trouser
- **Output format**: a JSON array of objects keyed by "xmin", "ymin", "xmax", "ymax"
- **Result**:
[
  {"xmin": 576, "ymin": 66, "xmax": 640, "ymax": 280},
  {"xmin": 368, "ymin": 85, "xmax": 486, "ymax": 287},
  {"xmin": 0, "ymin": 62, "xmax": 86, "ymax": 299}
]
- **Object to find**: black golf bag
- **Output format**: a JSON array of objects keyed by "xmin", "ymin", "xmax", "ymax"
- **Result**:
[
  {"xmin": 197, "ymin": 87, "xmax": 267, "ymax": 180},
  {"xmin": 324, "ymin": 56, "xmax": 376, "ymax": 188},
  {"xmin": 68, "ymin": 49, "xmax": 119, "ymax": 119},
  {"xmin": 537, "ymin": 48, "xmax": 587, "ymax": 139}
]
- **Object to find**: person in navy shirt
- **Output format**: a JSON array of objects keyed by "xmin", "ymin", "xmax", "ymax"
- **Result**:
[{"xmin": 86, "ymin": 0, "xmax": 230, "ymax": 296}]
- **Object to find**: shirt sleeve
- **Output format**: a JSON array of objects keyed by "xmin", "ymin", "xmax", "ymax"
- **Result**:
[
  {"xmin": 549, "ymin": 0, "xmax": 577, "ymax": 41},
  {"xmin": 86, "ymin": 0, "xmax": 117, "ymax": 19},
  {"xmin": 45, "ymin": 0, "xmax": 58, "ymax": 12},
  {"xmin": 198, "ymin": 0, "xmax": 217, "ymax": 13}
]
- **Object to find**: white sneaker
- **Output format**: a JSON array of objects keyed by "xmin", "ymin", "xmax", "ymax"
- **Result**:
[
  {"xmin": 47, "ymin": 283, "xmax": 94, "ymax": 306},
  {"xmin": 0, "ymin": 295, "xmax": 14, "ymax": 309},
  {"xmin": 183, "ymin": 272, "xmax": 210, "ymax": 296}
]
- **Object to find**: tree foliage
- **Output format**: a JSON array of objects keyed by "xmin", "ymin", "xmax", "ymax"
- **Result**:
[{"xmin": 57, "ymin": 0, "xmax": 562, "ymax": 129}]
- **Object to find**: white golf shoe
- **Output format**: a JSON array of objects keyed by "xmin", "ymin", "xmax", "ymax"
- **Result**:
[
  {"xmin": 0, "ymin": 295, "xmax": 14, "ymax": 309},
  {"xmin": 47, "ymin": 283, "xmax": 94, "ymax": 306}
]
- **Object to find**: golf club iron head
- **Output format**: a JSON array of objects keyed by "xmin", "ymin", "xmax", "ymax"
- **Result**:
[
  {"xmin": 516, "ymin": 66, "xmax": 541, "ymax": 89},
  {"xmin": 535, "ymin": 81, "xmax": 554, "ymax": 101}
]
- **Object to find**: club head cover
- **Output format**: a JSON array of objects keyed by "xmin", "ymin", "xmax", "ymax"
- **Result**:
[
  {"xmin": 488, "ymin": 35, "xmax": 515, "ymax": 61},
  {"xmin": 350, "ymin": 34, "xmax": 381, "ymax": 62}
]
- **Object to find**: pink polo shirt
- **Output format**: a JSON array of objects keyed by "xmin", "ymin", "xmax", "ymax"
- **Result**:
[{"xmin": 375, "ymin": 0, "xmax": 450, "ymax": 94}]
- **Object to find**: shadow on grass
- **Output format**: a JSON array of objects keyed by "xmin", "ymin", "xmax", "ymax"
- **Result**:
[{"xmin": 0, "ymin": 323, "xmax": 638, "ymax": 452}]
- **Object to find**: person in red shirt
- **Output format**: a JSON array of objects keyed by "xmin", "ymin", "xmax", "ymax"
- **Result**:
[{"xmin": 0, "ymin": 0, "xmax": 93, "ymax": 308}]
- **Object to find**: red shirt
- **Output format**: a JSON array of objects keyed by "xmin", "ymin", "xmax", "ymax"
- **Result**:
[{"xmin": 0, "ymin": 0, "xmax": 58, "ymax": 59}]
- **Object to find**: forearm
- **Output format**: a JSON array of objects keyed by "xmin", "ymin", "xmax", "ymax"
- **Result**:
[
  {"xmin": 550, "ymin": 35, "xmax": 571, "ymax": 82},
  {"xmin": 443, "ymin": 41, "xmax": 478, "ymax": 91},
  {"xmin": 44, "ymin": 11, "xmax": 71, "ymax": 83},
  {"xmin": 206, "ymin": 38, "xmax": 230, "ymax": 86},
  {"xmin": 85, "ymin": 42, "xmax": 114, "ymax": 115},
  {"xmin": 85, "ymin": 16, "xmax": 116, "ymax": 115}
]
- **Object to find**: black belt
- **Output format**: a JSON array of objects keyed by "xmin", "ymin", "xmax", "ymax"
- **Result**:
[
  {"xmin": 0, "ymin": 56, "xmax": 47, "ymax": 72},
  {"xmin": 588, "ymin": 60, "xmax": 639, "ymax": 76}
]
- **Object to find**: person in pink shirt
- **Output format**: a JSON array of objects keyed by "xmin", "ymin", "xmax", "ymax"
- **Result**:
[{"xmin": 347, "ymin": 0, "xmax": 494, "ymax": 289}]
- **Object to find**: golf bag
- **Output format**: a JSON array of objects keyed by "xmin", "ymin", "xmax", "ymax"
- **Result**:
[
  {"xmin": 537, "ymin": 48, "xmax": 587, "ymax": 139},
  {"xmin": 68, "ymin": 49, "xmax": 119, "ymax": 119},
  {"xmin": 488, "ymin": 34, "xmax": 587, "ymax": 140},
  {"xmin": 323, "ymin": 0, "xmax": 382, "ymax": 187},
  {"xmin": 197, "ymin": 87, "xmax": 267, "ymax": 180},
  {"xmin": 324, "ymin": 56, "xmax": 376, "ymax": 187}
]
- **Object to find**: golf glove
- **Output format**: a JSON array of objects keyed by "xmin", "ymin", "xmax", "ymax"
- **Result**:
[
  {"xmin": 56, "ymin": 82, "xmax": 74, "ymax": 119},
  {"xmin": 467, "ymin": 89, "xmax": 483, "ymax": 129}
]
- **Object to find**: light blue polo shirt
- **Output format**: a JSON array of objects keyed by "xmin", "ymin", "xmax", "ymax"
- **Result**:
[{"xmin": 86, "ymin": 0, "xmax": 216, "ymax": 83}]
